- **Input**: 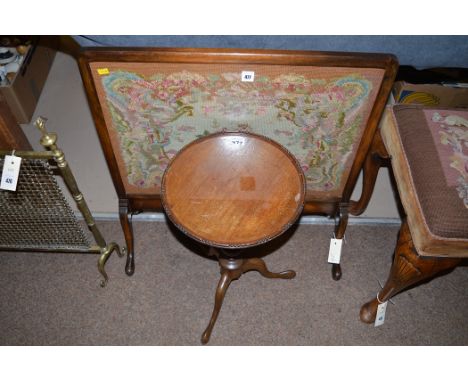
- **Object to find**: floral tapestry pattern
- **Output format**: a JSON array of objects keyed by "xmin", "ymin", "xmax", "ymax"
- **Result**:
[
  {"xmin": 99, "ymin": 68, "xmax": 377, "ymax": 195},
  {"xmin": 430, "ymin": 111, "xmax": 468, "ymax": 208}
]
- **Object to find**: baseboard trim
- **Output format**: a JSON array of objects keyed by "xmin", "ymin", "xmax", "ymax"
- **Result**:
[{"xmin": 80, "ymin": 212, "xmax": 401, "ymax": 226}]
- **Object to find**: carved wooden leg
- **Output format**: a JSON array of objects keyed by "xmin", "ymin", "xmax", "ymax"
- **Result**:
[
  {"xmin": 331, "ymin": 203, "xmax": 349, "ymax": 281},
  {"xmin": 201, "ymin": 252, "xmax": 296, "ymax": 344},
  {"xmin": 350, "ymin": 129, "xmax": 390, "ymax": 216},
  {"xmin": 201, "ymin": 265, "xmax": 241, "ymax": 344},
  {"xmin": 338, "ymin": 131, "xmax": 390, "ymax": 281},
  {"xmin": 241, "ymin": 257, "xmax": 296, "ymax": 279},
  {"xmin": 119, "ymin": 199, "xmax": 135, "ymax": 276},
  {"xmin": 360, "ymin": 220, "xmax": 461, "ymax": 323}
]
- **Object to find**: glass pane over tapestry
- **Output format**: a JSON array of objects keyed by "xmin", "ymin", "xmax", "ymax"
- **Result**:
[{"xmin": 90, "ymin": 62, "xmax": 385, "ymax": 199}]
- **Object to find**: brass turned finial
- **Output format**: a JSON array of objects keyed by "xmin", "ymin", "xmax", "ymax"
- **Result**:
[
  {"xmin": 35, "ymin": 116, "xmax": 48, "ymax": 136},
  {"xmin": 34, "ymin": 116, "xmax": 57, "ymax": 149}
]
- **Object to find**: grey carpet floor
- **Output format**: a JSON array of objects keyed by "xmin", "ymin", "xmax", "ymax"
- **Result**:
[{"xmin": 0, "ymin": 221, "xmax": 466, "ymax": 345}]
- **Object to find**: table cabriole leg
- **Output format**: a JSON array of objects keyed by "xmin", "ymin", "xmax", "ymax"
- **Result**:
[
  {"xmin": 201, "ymin": 250, "xmax": 296, "ymax": 344},
  {"xmin": 201, "ymin": 267, "xmax": 241, "ymax": 344},
  {"xmin": 241, "ymin": 257, "xmax": 296, "ymax": 279}
]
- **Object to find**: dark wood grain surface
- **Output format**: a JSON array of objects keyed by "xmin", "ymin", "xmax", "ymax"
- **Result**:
[{"xmin": 0, "ymin": 94, "xmax": 32, "ymax": 150}]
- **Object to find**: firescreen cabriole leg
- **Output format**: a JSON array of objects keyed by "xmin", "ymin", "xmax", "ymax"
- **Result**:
[
  {"xmin": 119, "ymin": 199, "xmax": 135, "ymax": 276},
  {"xmin": 350, "ymin": 129, "xmax": 391, "ymax": 216},
  {"xmin": 331, "ymin": 203, "xmax": 349, "ymax": 281},
  {"xmin": 333, "ymin": 132, "xmax": 390, "ymax": 281}
]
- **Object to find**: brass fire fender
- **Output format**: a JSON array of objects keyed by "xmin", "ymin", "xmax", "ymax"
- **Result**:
[{"xmin": 0, "ymin": 117, "xmax": 124, "ymax": 287}]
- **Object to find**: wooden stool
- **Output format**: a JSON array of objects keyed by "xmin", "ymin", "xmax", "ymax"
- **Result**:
[
  {"xmin": 360, "ymin": 105, "xmax": 467, "ymax": 324},
  {"xmin": 161, "ymin": 132, "xmax": 305, "ymax": 344}
]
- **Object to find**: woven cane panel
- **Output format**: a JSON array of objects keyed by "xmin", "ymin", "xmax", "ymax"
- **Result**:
[
  {"xmin": 90, "ymin": 62, "xmax": 385, "ymax": 200},
  {"xmin": 0, "ymin": 158, "xmax": 90, "ymax": 251}
]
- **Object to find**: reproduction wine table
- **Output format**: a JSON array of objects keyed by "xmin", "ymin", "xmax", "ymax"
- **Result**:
[{"xmin": 161, "ymin": 132, "xmax": 306, "ymax": 344}]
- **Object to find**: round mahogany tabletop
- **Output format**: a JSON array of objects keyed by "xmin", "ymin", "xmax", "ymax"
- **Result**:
[{"xmin": 161, "ymin": 132, "xmax": 306, "ymax": 249}]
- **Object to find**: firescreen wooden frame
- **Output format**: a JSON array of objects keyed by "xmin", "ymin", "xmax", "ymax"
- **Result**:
[{"xmin": 78, "ymin": 47, "xmax": 398, "ymax": 278}]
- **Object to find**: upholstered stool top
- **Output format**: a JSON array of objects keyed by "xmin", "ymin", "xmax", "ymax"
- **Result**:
[{"xmin": 381, "ymin": 104, "xmax": 468, "ymax": 258}]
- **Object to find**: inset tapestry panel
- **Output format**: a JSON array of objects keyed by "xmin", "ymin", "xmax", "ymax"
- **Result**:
[
  {"xmin": 424, "ymin": 109, "xmax": 468, "ymax": 208},
  {"xmin": 90, "ymin": 62, "xmax": 385, "ymax": 199}
]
